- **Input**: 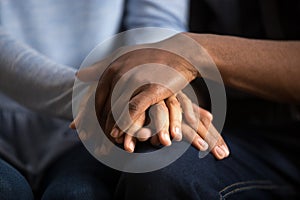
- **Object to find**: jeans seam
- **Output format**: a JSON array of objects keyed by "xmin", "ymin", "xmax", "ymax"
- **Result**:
[{"xmin": 218, "ymin": 180, "xmax": 278, "ymax": 200}]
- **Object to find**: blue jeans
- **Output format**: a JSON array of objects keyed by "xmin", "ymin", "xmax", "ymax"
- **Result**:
[
  {"xmin": 0, "ymin": 144, "xmax": 120, "ymax": 200},
  {"xmin": 38, "ymin": 145, "xmax": 120, "ymax": 200},
  {"xmin": 1, "ymin": 125, "xmax": 299, "ymax": 199},
  {"xmin": 114, "ymin": 124, "xmax": 300, "ymax": 199},
  {"xmin": 0, "ymin": 159, "xmax": 34, "ymax": 200}
]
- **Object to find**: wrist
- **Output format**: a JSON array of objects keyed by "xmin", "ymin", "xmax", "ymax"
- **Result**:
[{"xmin": 126, "ymin": 48, "xmax": 198, "ymax": 82}]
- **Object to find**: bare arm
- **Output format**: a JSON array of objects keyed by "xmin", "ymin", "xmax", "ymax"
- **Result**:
[
  {"xmin": 78, "ymin": 32, "xmax": 300, "ymax": 148},
  {"xmin": 187, "ymin": 33, "xmax": 300, "ymax": 103}
]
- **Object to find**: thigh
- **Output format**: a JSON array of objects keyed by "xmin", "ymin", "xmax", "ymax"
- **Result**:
[
  {"xmin": 39, "ymin": 144, "xmax": 120, "ymax": 200},
  {"xmin": 0, "ymin": 158, "xmax": 34, "ymax": 200},
  {"xmin": 115, "ymin": 129, "xmax": 300, "ymax": 200}
]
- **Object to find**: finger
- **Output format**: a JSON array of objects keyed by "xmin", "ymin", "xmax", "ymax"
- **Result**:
[
  {"xmin": 206, "ymin": 125, "xmax": 230, "ymax": 159},
  {"xmin": 165, "ymin": 95, "xmax": 182, "ymax": 141},
  {"xmin": 150, "ymin": 134, "xmax": 161, "ymax": 147},
  {"xmin": 95, "ymin": 79, "xmax": 111, "ymax": 128},
  {"xmin": 69, "ymin": 119, "xmax": 77, "ymax": 129},
  {"xmin": 192, "ymin": 104, "xmax": 213, "ymax": 128},
  {"xmin": 181, "ymin": 123, "xmax": 208, "ymax": 151},
  {"xmin": 135, "ymin": 128, "xmax": 152, "ymax": 142},
  {"xmin": 192, "ymin": 104, "xmax": 230, "ymax": 158},
  {"xmin": 176, "ymin": 91, "xmax": 198, "ymax": 129},
  {"xmin": 109, "ymin": 105, "xmax": 147, "ymax": 142},
  {"xmin": 79, "ymin": 46, "xmax": 133, "ymax": 81},
  {"xmin": 115, "ymin": 136, "xmax": 124, "ymax": 144},
  {"xmin": 105, "ymin": 108, "xmax": 121, "ymax": 140},
  {"xmin": 76, "ymin": 52, "xmax": 116, "ymax": 82},
  {"xmin": 125, "ymin": 112, "xmax": 146, "ymax": 140},
  {"xmin": 107, "ymin": 90, "xmax": 139, "ymax": 138},
  {"xmin": 192, "ymin": 104, "xmax": 230, "ymax": 159},
  {"xmin": 211, "ymin": 136, "xmax": 230, "ymax": 160},
  {"xmin": 191, "ymin": 104, "xmax": 215, "ymax": 146},
  {"xmin": 124, "ymin": 134, "xmax": 136, "ymax": 153},
  {"xmin": 177, "ymin": 98, "xmax": 229, "ymax": 160},
  {"xmin": 150, "ymin": 101, "xmax": 171, "ymax": 146},
  {"xmin": 115, "ymin": 84, "xmax": 173, "ymax": 135},
  {"xmin": 193, "ymin": 107, "xmax": 228, "ymax": 159}
]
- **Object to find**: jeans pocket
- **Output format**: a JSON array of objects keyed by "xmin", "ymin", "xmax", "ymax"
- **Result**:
[{"xmin": 219, "ymin": 180, "xmax": 296, "ymax": 200}]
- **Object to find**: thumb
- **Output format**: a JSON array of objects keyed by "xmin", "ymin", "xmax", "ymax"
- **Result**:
[{"xmin": 76, "ymin": 57, "xmax": 111, "ymax": 82}]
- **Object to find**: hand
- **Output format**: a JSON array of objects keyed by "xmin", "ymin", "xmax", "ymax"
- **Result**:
[
  {"xmin": 74, "ymin": 33, "xmax": 226, "ymax": 158},
  {"xmin": 112, "ymin": 91, "xmax": 229, "ymax": 160},
  {"xmin": 76, "ymin": 35, "xmax": 201, "ymax": 138},
  {"xmin": 70, "ymin": 86, "xmax": 229, "ymax": 160}
]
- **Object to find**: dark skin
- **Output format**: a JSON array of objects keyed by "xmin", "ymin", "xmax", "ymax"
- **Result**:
[
  {"xmin": 71, "ymin": 33, "xmax": 300, "ymax": 159},
  {"xmin": 189, "ymin": 34, "xmax": 300, "ymax": 103},
  {"xmin": 71, "ymin": 46, "xmax": 229, "ymax": 159}
]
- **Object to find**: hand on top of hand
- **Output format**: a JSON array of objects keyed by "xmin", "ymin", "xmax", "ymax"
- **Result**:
[{"xmin": 70, "ymin": 36, "xmax": 229, "ymax": 160}]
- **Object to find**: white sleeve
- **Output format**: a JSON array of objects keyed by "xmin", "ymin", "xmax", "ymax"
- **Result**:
[
  {"xmin": 125, "ymin": 0, "xmax": 189, "ymax": 32},
  {"xmin": 0, "ymin": 27, "xmax": 75, "ymax": 120}
]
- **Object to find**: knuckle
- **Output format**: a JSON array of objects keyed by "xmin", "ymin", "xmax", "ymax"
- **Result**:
[
  {"xmin": 173, "ymin": 118, "xmax": 182, "ymax": 125},
  {"xmin": 167, "ymin": 98, "xmax": 180, "ymax": 108},
  {"xmin": 107, "ymin": 64, "xmax": 119, "ymax": 75},
  {"xmin": 187, "ymin": 129, "xmax": 197, "ymax": 140},
  {"xmin": 202, "ymin": 110, "xmax": 213, "ymax": 121},
  {"xmin": 128, "ymin": 99, "xmax": 142, "ymax": 113},
  {"xmin": 185, "ymin": 113, "xmax": 197, "ymax": 124},
  {"xmin": 149, "ymin": 105, "xmax": 157, "ymax": 117},
  {"xmin": 156, "ymin": 103, "xmax": 168, "ymax": 113},
  {"xmin": 202, "ymin": 117, "xmax": 212, "ymax": 128}
]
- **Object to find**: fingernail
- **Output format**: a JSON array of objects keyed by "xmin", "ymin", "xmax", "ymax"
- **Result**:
[
  {"xmin": 128, "ymin": 141, "xmax": 135, "ymax": 153},
  {"xmin": 198, "ymin": 138, "xmax": 208, "ymax": 151},
  {"xmin": 68, "ymin": 123, "xmax": 73, "ymax": 129},
  {"xmin": 220, "ymin": 145, "xmax": 230, "ymax": 156},
  {"xmin": 174, "ymin": 127, "xmax": 182, "ymax": 141},
  {"xmin": 215, "ymin": 146, "xmax": 225, "ymax": 158},
  {"xmin": 163, "ymin": 133, "xmax": 172, "ymax": 146},
  {"xmin": 110, "ymin": 128, "xmax": 119, "ymax": 138}
]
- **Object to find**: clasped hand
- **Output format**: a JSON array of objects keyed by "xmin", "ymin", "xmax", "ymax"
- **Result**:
[{"xmin": 70, "ymin": 38, "xmax": 230, "ymax": 160}]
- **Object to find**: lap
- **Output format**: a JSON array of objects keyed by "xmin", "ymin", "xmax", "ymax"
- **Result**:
[
  {"xmin": 38, "ymin": 144, "xmax": 120, "ymax": 200},
  {"xmin": 1, "ymin": 125, "xmax": 299, "ymax": 199},
  {"xmin": 0, "ymin": 158, "xmax": 34, "ymax": 200},
  {"xmin": 115, "ymin": 127, "xmax": 300, "ymax": 200}
]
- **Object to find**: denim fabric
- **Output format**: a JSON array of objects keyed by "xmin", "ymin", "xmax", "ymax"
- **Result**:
[
  {"xmin": 114, "ymin": 124, "xmax": 300, "ymax": 200},
  {"xmin": 0, "ymin": 144, "xmax": 120, "ymax": 200},
  {"xmin": 0, "ymin": 159, "xmax": 34, "ymax": 200},
  {"xmin": 1, "ymin": 126, "xmax": 299, "ymax": 199},
  {"xmin": 0, "ymin": 108, "xmax": 79, "ymax": 190},
  {"xmin": 38, "ymin": 145, "xmax": 120, "ymax": 200}
]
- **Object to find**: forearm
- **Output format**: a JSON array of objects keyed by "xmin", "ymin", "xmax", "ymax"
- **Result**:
[
  {"xmin": 0, "ymin": 28, "xmax": 75, "ymax": 120},
  {"xmin": 187, "ymin": 33, "xmax": 300, "ymax": 103}
]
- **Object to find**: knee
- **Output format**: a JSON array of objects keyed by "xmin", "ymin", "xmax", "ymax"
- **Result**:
[
  {"xmin": 0, "ymin": 160, "xmax": 34, "ymax": 200},
  {"xmin": 116, "ymin": 149, "xmax": 220, "ymax": 200},
  {"xmin": 41, "ymin": 179, "xmax": 105, "ymax": 200},
  {"xmin": 118, "ymin": 168, "xmax": 196, "ymax": 200}
]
